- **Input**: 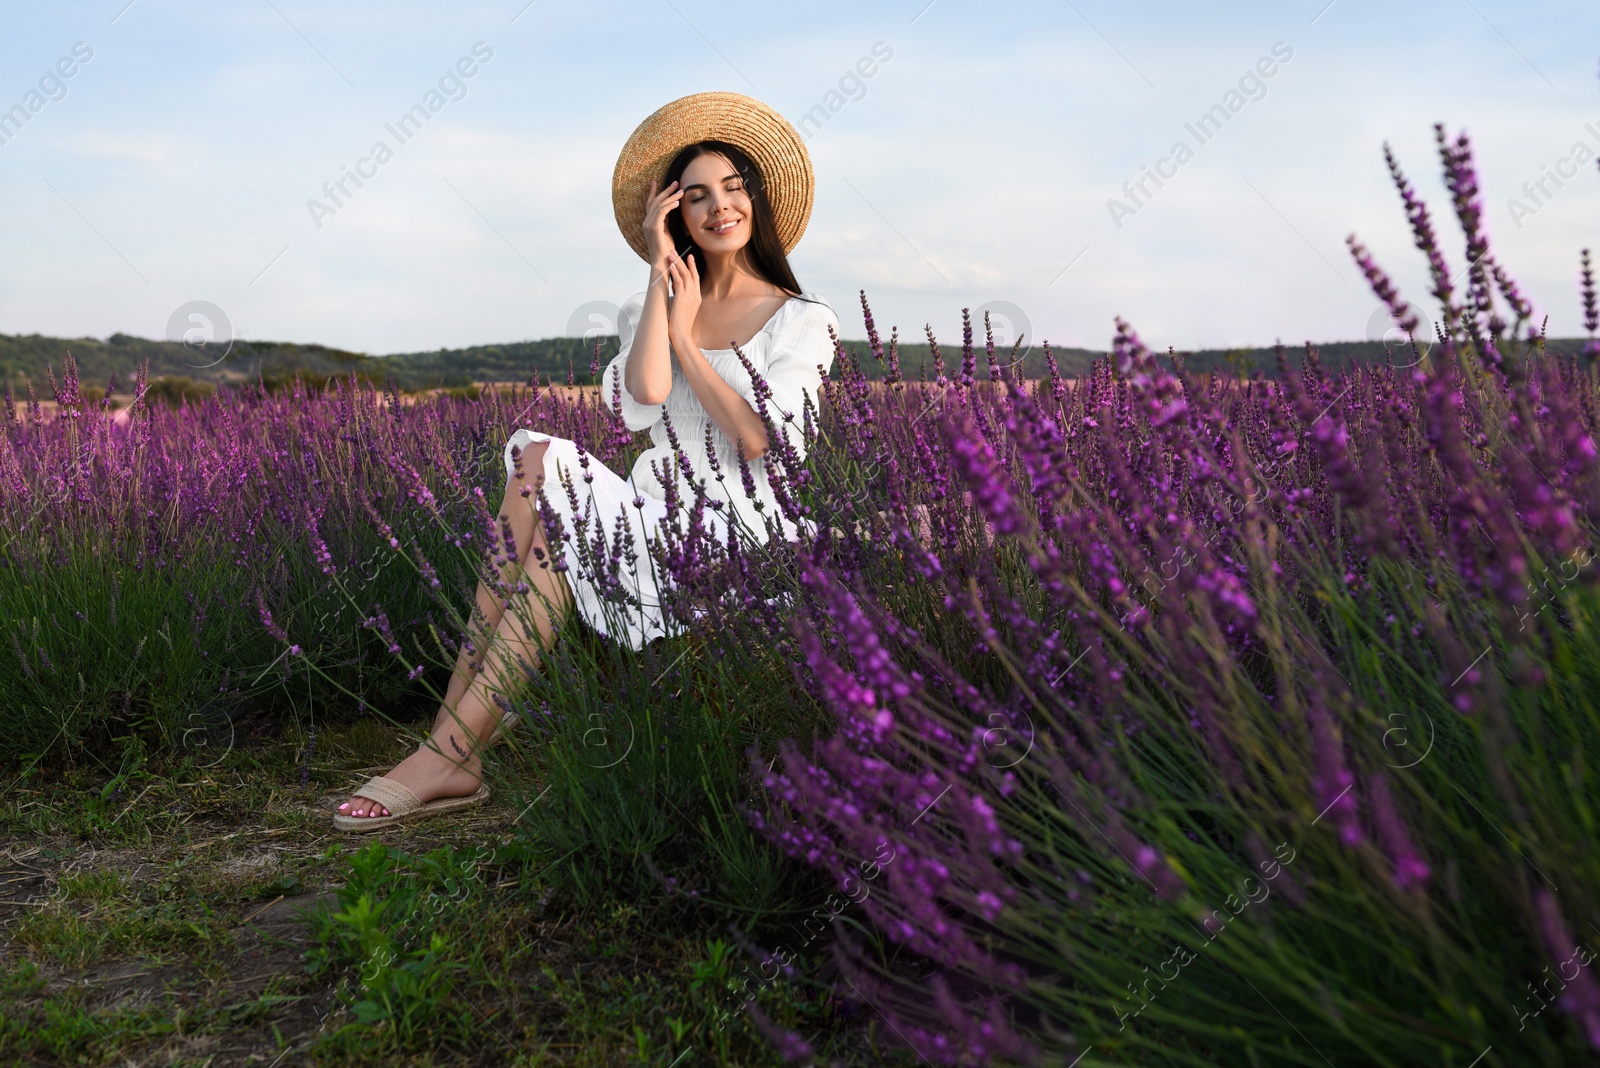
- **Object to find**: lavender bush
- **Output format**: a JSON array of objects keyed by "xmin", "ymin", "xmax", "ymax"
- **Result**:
[
  {"xmin": 738, "ymin": 125, "xmax": 1600, "ymax": 1064},
  {"xmin": 0, "ymin": 365, "xmax": 631, "ymax": 765}
]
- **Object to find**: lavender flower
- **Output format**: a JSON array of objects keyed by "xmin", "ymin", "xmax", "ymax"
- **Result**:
[
  {"xmin": 1365, "ymin": 772, "xmax": 1430, "ymax": 891},
  {"xmin": 1581, "ymin": 249, "xmax": 1598, "ymax": 358},
  {"xmin": 941, "ymin": 411, "xmax": 1023, "ymax": 537},
  {"xmin": 1533, "ymin": 889, "xmax": 1600, "ymax": 1050}
]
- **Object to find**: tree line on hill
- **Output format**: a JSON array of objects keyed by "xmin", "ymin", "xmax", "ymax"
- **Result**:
[{"xmin": 2, "ymin": 330, "xmax": 1593, "ymax": 400}]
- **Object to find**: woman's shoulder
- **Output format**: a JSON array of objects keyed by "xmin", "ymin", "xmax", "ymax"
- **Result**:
[
  {"xmin": 780, "ymin": 291, "xmax": 840, "ymax": 335},
  {"xmin": 790, "ymin": 290, "xmax": 835, "ymax": 313}
]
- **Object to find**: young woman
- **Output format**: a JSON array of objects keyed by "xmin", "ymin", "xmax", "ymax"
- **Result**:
[{"xmin": 335, "ymin": 92, "xmax": 839, "ymax": 830}]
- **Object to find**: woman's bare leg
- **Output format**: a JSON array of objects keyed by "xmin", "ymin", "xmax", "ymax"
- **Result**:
[
  {"xmin": 340, "ymin": 440, "xmax": 574, "ymax": 818},
  {"xmin": 437, "ymin": 441, "xmax": 552, "ymax": 709}
]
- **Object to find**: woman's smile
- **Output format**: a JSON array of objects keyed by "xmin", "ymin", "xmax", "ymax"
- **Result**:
[{"xmin": 705, "ymin": 214, "xmax": 742, "ymax": 236}]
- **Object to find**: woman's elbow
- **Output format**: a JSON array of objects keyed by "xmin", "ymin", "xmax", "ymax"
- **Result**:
[
  {"xmin": 741, "ymin": 432, "xmax": 770, "ymax": 462},
  {"xmin": 628, "ymin": 383, "xmax": 669, "ymax": 406}
]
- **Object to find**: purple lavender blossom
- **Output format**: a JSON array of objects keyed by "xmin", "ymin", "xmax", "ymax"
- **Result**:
[
  {"xmin": 1582, "ymin": 249, "xmax": 1599, "ymax": 358},
  {"xmin": 1533, "ymin": 889, "xmax": 1600, "ymax": 1050},
  {"xmin": 1365, "ymin": 772, "xmax": 1430, "ymax": 891}
]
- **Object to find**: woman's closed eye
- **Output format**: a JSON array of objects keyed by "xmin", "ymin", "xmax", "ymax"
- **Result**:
[{"xmin": 688, "ymin": 180, "xmax": 743, "ymax": 203}]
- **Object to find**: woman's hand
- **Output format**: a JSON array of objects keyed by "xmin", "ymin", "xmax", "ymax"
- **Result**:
[
  {"xmin": 664, "ymin": 249, "xmax": 701, "ymax": 345},
  {"xmin": 642, "ymin": 178, "xmax": 683, "ymax": 269}
]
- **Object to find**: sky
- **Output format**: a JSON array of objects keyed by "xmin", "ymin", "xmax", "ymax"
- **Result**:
[{"xmin": 2, "ymin": 0, "xmax": 1598, "ymax": 357}]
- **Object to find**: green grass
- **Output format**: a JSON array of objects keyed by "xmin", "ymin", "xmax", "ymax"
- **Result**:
[{"xmin": 0, "ymin": 721, "xmax": 911, "ymax": 1065}]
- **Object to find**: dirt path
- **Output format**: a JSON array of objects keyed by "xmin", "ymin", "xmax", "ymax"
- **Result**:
[{"xmin": 0, "ymin": 725, "xmax": 521, "ymax": 1066}]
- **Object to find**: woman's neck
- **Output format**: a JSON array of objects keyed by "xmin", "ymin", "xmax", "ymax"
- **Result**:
[{"xmin": 697, "ymin": 247, "xmax": 779, "ymax": 300}]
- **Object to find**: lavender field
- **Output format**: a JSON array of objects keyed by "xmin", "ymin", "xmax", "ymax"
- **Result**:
[{"xmin": 4, "ymin": 125, "xmax": 1600, "ymax": 1066}]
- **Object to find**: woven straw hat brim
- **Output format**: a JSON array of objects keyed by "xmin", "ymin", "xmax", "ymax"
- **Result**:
[{"xmin": 612, "ymin": 91, "xmax": 814, "ymax": 263}]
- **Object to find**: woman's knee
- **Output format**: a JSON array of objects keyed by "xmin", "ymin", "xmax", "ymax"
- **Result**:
[
  {"xmin": 509, "ymin": 440, "xmax": 551, "ymax": 490},
  {"xmin": 502, "ymin": 444, "xmax": 551, "ymax": 551},
  {"xmin": 508, "ymin": 443, "xmax": 554, "ymax": 502}
]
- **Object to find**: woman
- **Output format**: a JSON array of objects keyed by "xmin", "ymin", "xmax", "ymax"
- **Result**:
[{"xmin": 335, "ymin": 92, "xmax": 839, "ymax": 830}]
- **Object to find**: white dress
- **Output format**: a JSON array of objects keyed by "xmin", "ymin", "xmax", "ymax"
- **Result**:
[{"xmin": 503, "ymin": 291, "xmax": 840, "ymax": 650}]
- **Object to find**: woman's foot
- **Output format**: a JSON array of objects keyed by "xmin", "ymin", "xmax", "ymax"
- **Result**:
[{"xmin": 338, "ymin": 734, "xmax": 483, "ymax": 819}]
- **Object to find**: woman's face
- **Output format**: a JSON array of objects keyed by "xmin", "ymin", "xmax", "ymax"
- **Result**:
[{"xmin": 677, "ymin": 152, "xmax": 753, "ymax": 255}]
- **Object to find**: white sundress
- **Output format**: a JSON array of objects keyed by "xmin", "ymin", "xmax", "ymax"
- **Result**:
[{"xmin": 502, "ymin": 291, "xmax": 840, "ymax": 650}]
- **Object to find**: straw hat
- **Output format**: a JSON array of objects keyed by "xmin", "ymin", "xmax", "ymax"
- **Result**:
[{"xmin": 612, "ymin": 91, "xmax": 814, "ymax": 262}]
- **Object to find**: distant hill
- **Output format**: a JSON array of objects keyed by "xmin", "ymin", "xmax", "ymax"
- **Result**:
[
  {"xmin": 827, "ymin": 337, "xmax": 1597, "ymax": 380},
  {"xmin": 0, "ymin": 333, "xmax": 623, "ymax": 393},
  {"xmin": 1163, "ymin": 337, "xmax": 1593, "ymax": 376},
  {"xmin": 1, "ymin": 330, "xmax": 1593, "ymax": 396}
]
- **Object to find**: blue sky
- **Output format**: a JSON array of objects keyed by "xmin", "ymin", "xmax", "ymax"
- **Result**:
[{"xmin": 2, "ymin": 0, "xmax": 1597, "ymax": 355}]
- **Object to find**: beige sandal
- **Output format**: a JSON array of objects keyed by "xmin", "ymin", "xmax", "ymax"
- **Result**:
[{"xmin": 332, "ymin": 775, "xmax": 491, "ymax": 833}]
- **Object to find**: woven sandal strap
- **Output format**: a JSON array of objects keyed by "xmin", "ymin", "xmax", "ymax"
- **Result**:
[{"xmin": 354, "ymin": 775, "xmax": 421, "ymax": 816}]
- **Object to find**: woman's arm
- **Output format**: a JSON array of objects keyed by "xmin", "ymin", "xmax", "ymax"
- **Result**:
[
  {"xmin": 663, "ymin": 250, "xmax": 771, "ymax": 459},
  {"xmin": 625, "ymin": 261, "xmax": 674, "ymax": 405},
  {"xmin": 624, "ymin": 179, "xmax": 683, "ymax": 405}
]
